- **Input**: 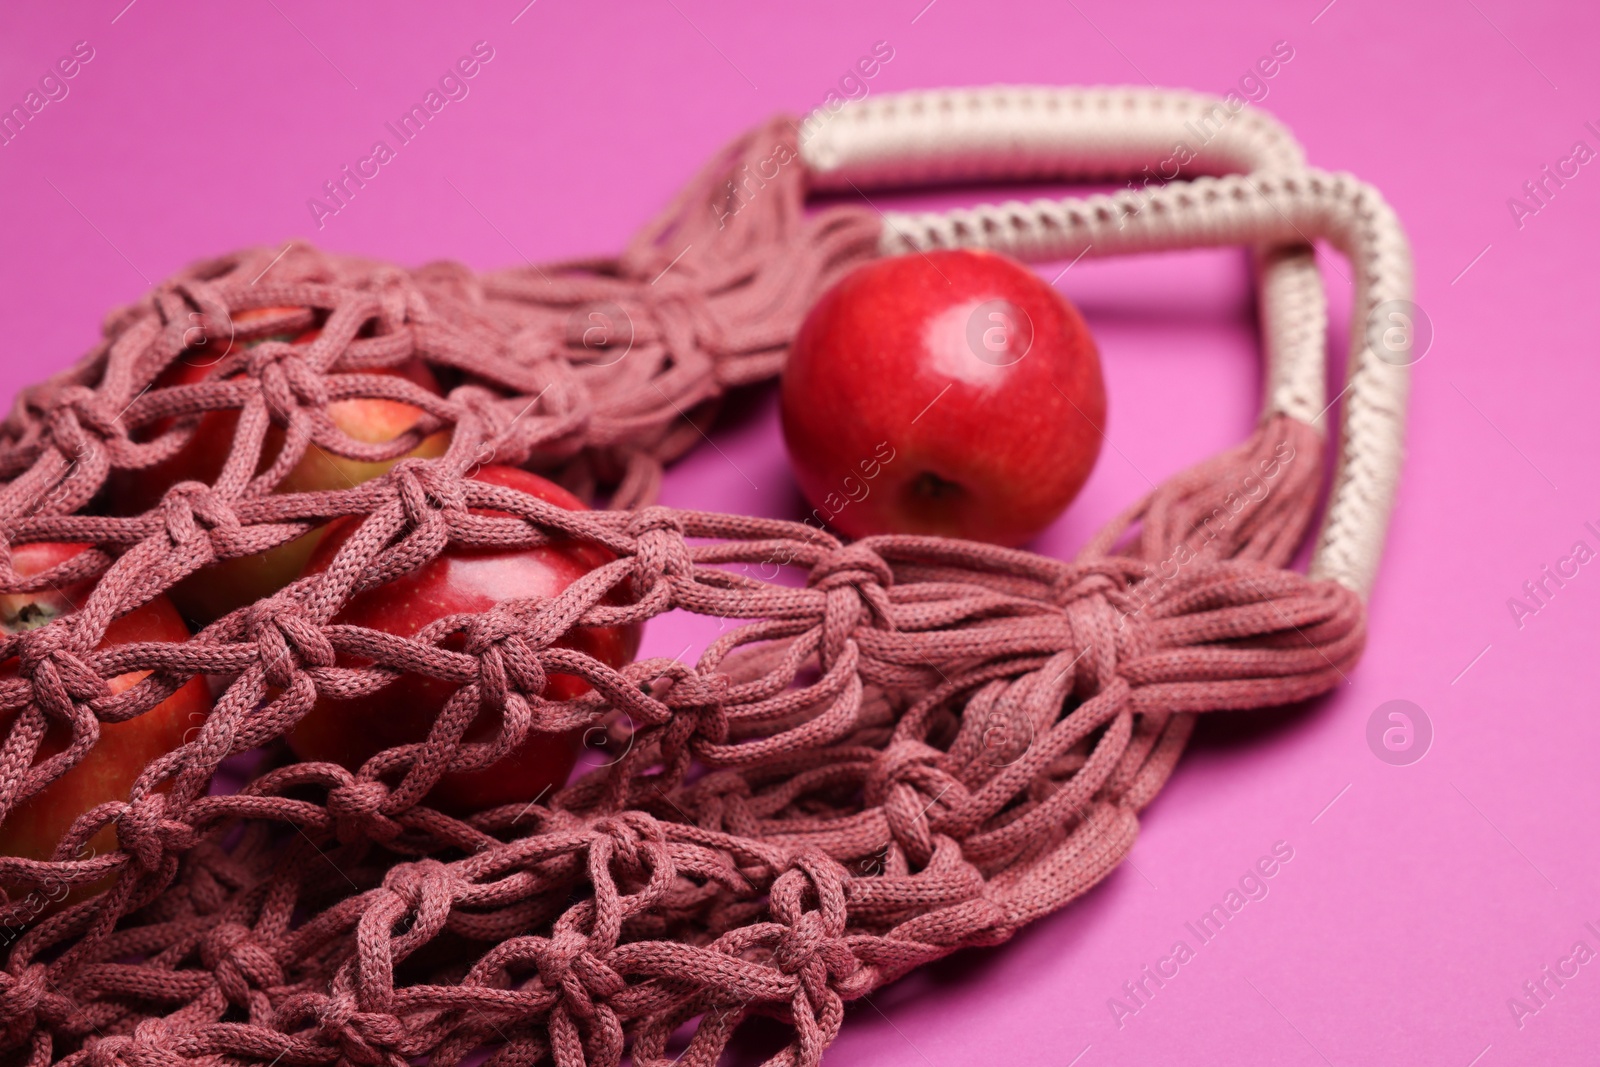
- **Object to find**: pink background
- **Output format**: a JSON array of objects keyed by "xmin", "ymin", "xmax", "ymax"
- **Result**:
[{"xmin": 4, "ymin": 0, "xmax": 1598, "ymax": 1063}]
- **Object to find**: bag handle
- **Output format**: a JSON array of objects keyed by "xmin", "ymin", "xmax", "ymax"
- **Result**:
[{"xmin": 798, "ymin": 86, "xmax": 1412, "ymax": 599}]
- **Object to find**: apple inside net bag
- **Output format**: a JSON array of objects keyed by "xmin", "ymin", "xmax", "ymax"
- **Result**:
[{"xmin": 0, "ymin": 86, "xmax": 1409, "ymax": 1067}]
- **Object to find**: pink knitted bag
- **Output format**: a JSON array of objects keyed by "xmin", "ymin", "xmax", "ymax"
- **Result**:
[{"xmin": 0, "ymin": 87, "xmax": 1411, "ymax": 1067}]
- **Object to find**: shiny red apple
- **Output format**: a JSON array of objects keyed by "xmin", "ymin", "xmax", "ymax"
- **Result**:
[
  {"xmin": 108, "ymin": 307, "xmax": 450, "ymax": 625},
  {"xmin": 0, "ymin": 542, "xmax": 212, "ymax": 885},
  {"xmin": 286, "ymin": 465, "xmax": 640, "ymax": 814},
  {"xmin": 780, "ymin": 248, "xmax": 1106, "ymax": 546}
]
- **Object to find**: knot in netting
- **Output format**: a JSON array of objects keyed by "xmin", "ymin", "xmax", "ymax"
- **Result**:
[
  {"xmin": 311, "ymin": 997, "xmax": 407, "ymax": 1067},
  {"xmin": 326, "ymin": 778, "xmax": 398, "ymax": 845},
  {"xmin": 248, "ymin": 606, "xmax": 336, "ymax": 690},
  {"xmin": 244, "ymin": 337, "xmax": 329, "ymax": 419},
  {"xmin": 198, "ymin": 921, "xmax": 284, "ymax": 1008}
]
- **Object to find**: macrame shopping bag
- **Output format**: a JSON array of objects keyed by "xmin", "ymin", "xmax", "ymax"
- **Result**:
[{"xmin": 0, "ymin": 86, "xmax": 1410, "ymax": 1067}]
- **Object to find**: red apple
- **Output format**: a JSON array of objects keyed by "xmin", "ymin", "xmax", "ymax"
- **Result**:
[
  {"xmin": 286, "ymin": 465, "xmax": 640, "ymax": 814},
  {"xmin": 109, "ymin": 307, "xmax": 451, "ymax": 625},
  {"xmin": 0, "ymin": 542, "xmax": 212, "ymax": 886},
  {"xmin": 780, "ymin": 248, "xmax": 1106, "ymax": 547}
]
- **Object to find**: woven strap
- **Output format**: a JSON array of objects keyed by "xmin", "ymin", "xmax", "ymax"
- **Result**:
[{"xmin": 799, "ymin": 86, "xmax": 1410, "ymax": 597}]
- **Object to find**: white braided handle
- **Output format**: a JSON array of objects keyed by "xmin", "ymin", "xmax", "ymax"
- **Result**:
[{"xmin": 797, "ymin": 86, "xmax": 1410, "ymax": 599}]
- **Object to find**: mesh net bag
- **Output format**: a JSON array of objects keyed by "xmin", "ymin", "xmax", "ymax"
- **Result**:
[{"xmin": 0, "ymin": 87, "xmax": 1410, "ymax": 1067}]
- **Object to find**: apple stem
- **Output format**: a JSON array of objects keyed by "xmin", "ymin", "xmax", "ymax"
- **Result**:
[
  {"xmin": 910, "ymin": 471, "xmax": 963, "ymax": 500},
  {"xmin": 4, "ymin": 601, "xmax": 59, "ymax": 633}
]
